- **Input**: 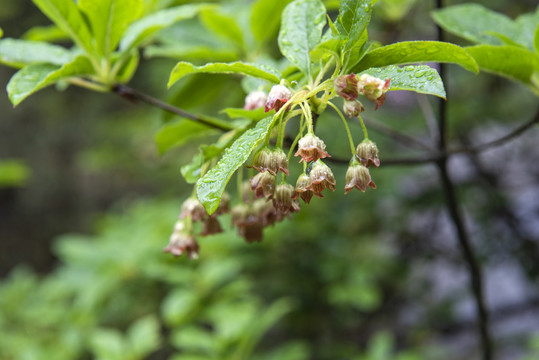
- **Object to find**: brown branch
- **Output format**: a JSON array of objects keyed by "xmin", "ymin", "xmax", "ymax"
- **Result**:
[
  {"xmin": 360, "ymin": 116, "xmax": 434, "ymax": 151},
  {"xmin": 111, "ymin": 84, "xmax": 235, "ymax": 132},
  {"xmin": 435, "ymin": 1, "xmax": 493, "ymax": 359}
]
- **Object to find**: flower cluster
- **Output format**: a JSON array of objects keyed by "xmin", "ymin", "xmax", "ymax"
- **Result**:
[
  {"xmin": 167, "ymin": 73, "xmax": 389, "ymax": 255},
  {"xmin": 163, "ymin": 194, "xmax": 230, "ymax": 258},
  {"xmin": 335, "ymin": 73, "xmax": 391, "ymax": 113}
]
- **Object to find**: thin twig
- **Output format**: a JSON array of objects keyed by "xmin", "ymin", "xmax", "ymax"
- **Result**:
[
  {"xmin": 360, "ymin": 116, "xmax": 434, "ymax": 151},
  {"xmin": 435, "ymin": 1, "xmax": 493, "ymax": 359},
  {"xmin": 417, "ymin": 94, "xmax": 440, "ymax": 144},
  {"xmin": 451, "ymin": 109, "xmax": 539, "ymax": 154},
  {"xmin": 111, "ymin": 84, "xmax": 235, "ymax": 131}
]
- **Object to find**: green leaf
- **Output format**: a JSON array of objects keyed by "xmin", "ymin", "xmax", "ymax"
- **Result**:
[
  {"xmin": 432, "ymin": 4, "xmax": 519, "ymax": 46},
  {"xmin": 200, "ymin": 8, "xmax": 243, "ymax": 48},
  {"xmin": 168, "ymin": 61, "xmax": 281, "ymax": 88},
  {"xmin": 127, "ymin": 315, "xmax": 160, "ymax": 357},
  {"xmin": 310, "ymin": 36, "xmax": 346, "ymax": 63},
  {"xmin": 251, "ymin": 0, "xmax": 291, "ymax": 45},
  {"xmin": 465, "ymin": 45, "xmax": 539, "ymax": 85},
  {"xmin": 181, "ymin": 152, "xmax": 203, "ymax": 184},
  {"xmin": 90, "ymin": 328, "xmax": 127, "ymax": 360},
  {"xmin": 119, "ymin": 4, "xmax": 208, "ymax": 52},
  {"xmin": 359, "ymin": 65, "xmax": 446, "ymax": 99},
  {"xmin": 0, "ymin": 28, "xmax": 3, "ymax": 38},
  {"xmin": 221, "ymin": 107, "xmax": 267, "ymax": 121},
  {"xmin": 154, "ymin": 119, "xmax": 217, "ymax": 154},
  {"xmin": 515, "ymin": 8, "xmax": 539, "ymax": 51},
  {"xmin": 32, "ymin": 0, "xmax": 94, "ymax": 55},
  {"xmin": 115, "ymin": 50, "xmax": 139, "ymax": 83},
  {"xmin": 337, "ymin": 0, "xmax": 375, "ymax": 52},
  {"xmin": 278, "ymin": 0, "xmax": 326, "ymax": 77},
  {"xmin": 196, "ymin": 116, "xmax": 273, "ymax": 214},
  {"xmin": 79, "ymin": 0, "xmax": 143, "ymax": 56},
  {"xmin": 535, "ymin": 24, "xmax": 539, "ymax": 53},
  {"xmin": 352, "ymin": 41, "xmax": 479, "ymax": 73},
  {"xmin": 0, "ymin": 39, "xmax": 74, "ymax": 68},
  {"xmin": 145, "ymin": 19, "xmax": 239, "ymax": 61},
  {"xmin": 7, "ymin": 56, "xmax": 94, "ymax": 106},
  {"xmin": 22, "ymin": 25, "xmax": 69, "ymax": 42}
]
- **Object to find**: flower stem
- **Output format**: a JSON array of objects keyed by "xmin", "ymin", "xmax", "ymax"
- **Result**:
[
  {"xmin": 68, "ymin": 77, "xmax": 110, "ymax": 92},
  {"xmin": 328, "ymin": 101, "xmax": 356, "ymax": 156},
  {"xmin": 287, "ymin": 115, "xmax": 306, "ymax": 161},
  {"xmin": 357, "ymin": 113, "xmax": 369, "ymax": 139}
]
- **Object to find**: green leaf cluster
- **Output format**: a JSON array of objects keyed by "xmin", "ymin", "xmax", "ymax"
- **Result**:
[
  {"xmin": 0, "ymin": 0, "xmax": 210, "ymax": 106},
  {"xmin": 432, "ymin": 3, "xmax": 539, "ymax": 94}
]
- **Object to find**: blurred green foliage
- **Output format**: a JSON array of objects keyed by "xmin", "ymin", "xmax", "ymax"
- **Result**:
[{"xmin": 1, "ymin": 0, "xmax": 538, "ymax": 359}]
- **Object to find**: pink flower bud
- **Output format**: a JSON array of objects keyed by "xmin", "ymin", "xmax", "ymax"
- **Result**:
[
  {"xmin": 358, "ymin": 74, "xmax": 391, "ymax": 110},
  {"xmin": 294, "ymin": 134, "xmax": 331, "ymax": 163},
  {"xmin": 264, "ymin": 85, "xmax": 292, "ymax": 112},
  {"xmin": 344, "ymin": 163, "xmax": 376, "ymax": 193},
  {"xmin": 356, "ymin": 139, "xmax": 380, "ymax": 167},
  {"xmin": 243, "ymin": 90, "xmax": 267, "ymax": 110},
  {"xmin": 334, "ymin": 73, "xmax": 359, "ymax": 100},
  {"xmin": 343, "ymin": 99, "xmax": 365, "ymax": 118}
]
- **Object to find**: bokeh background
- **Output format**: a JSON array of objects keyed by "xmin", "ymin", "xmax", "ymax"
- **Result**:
[{"xmin": 1, "ymin": 0, "xmax": 538, "ymax": 359}]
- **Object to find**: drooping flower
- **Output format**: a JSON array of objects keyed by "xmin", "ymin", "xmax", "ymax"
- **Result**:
[
  {"xmin": 334, "ymin": 73, "xmax": 359, "ymax": 100},
  {"xmin": 163, "ymin": 221, "xmax": 199, "ymax": 259},
  {"xmin": 343, "ymin": 99, "xmax": 365, "ymax": 118},
  {"xmin": 250, "ymin": 171, "xmax": 276, "ymax": 200},
  {"xmin": 200, "ymin": 216, "xmax": 223, "ymax": 236},
  {"xmin": 357, "ymin": 74, "xmax": 390, "ymax": 110},
  {"xmin": 294, "ymin": 133, "xmax": 331, "ymax": 163},
  {"xmin": 179, "ymin": 197, "xmax": 207, "ymax": 222},
  {"xmin": 249, "ymin": 147, "xmax": 289, "ymax": 175},
  {"xmin": 231, "ymin": 204, "xmax": 264, "ymax": 243},
  {"xmin": 306, "ymin": 160, "xmax": 336, "ymax": 197},
  {"xmin": 356, "ymin": 139, "xmax": 380, "ymax": 168},
  {"xmin": 272, "ymin": 184, "xmax": 301, "ymax": 216},
  {"xmin": 292, "ymin": 173, "xmax": 314, "ymax": 204},
  {"xmin": 344, "ymin": 163, "xmax": 376, "ymax": 193},
  {"xmin": 215, "ymin": 192, "xmax": 231, "ymax": 215},
  {"xmin": 243, "ymin": 90, "xmax": 267, "ymax": 110},
  {"xmin": 264, "ymin": 84, "xmax": 292, "ymax": 112}
]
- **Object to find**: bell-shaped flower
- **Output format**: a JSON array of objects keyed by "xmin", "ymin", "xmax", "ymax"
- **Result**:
[
  {"xmin": 344, "ymin": 163, "xmax": 376, "ymax": 193},
  {"xmin": 180, "ymin": 197, "xmax": 207, "ymax": 222},
  {"xmin": 163, "ymin": 221, "xmax": 199, "ymax": 259},
  {"xmin": 264, "ymin": 84, "xmax": 292, "ymax": 112},
  {"xmin": 356, "ymin": 139, "xmax": 380, "ymax": 167},
  {"xmin": 292, "ymin": 173, "xmax": 314, "ymax": 204},
  {"xmin": 250, "ymin": 171, "xmax": 276, "ymax": 200},
  {"xmin": 272, "ymin": 184, "xmax": 301, "ymax": 216},
  {"xmin": 358, "ymin": 74, "xmax": 390, "ymax": 110},
  {"xmin": 334, "ymin": 73, "xmax": 359, "ymax": 100},
  {"xmin": 231, "ymin": 204, "xmax": 264, "ymax": 243},
  {"xmin": 249, "ymin": 147, "xmax": 289, "ymax": 175},
  {"xmin": 244, "ymin": 90, "xmax": 267, "ymax": 110},
  {"xmin": 200, "ymin": 216, "xmax": 223, "ymax": 236},
  {"xmin": 343, "ymin": 99, "xmax": 365, "ymax": 118},
  {"xmin": 294, "ymin": 133, "xmax": 331, "ymax": 163},
  {"xmin": 306, "ymin": 160, "xmax": 336, "ymax": 197}
]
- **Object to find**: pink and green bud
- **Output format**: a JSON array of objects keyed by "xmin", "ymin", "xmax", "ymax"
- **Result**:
[
  {"xmin": 343, "ymin": 99, "xmax": 365, "ymax": 118},
  {"xmin": 334, "ymin": 73, "xmax": 359, "ymax": 100},
  {"xmin": 264, "ymin": 84, "xmax": 292, "ymax": 112},
  {"xmin": 294, "ymin": 133, "xmax": 331, "ymax": 163},
  {"xmin": 358, "ymin": 74, "xmax": 390, "ymax": 109},
  {"xmin": 356, "ymin": 139, "xmax": 380, "ymax": 168},
  {"xmin": 344, "ymin": 163, "xmax": 376, "ymax": 193},
  {"xmin": 244, "ymin": 90, "xmax": 267, "ymax": 110},
  {"xmin": 306, "ymin": 160, "xmax": 336, "ymax": 197}
]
